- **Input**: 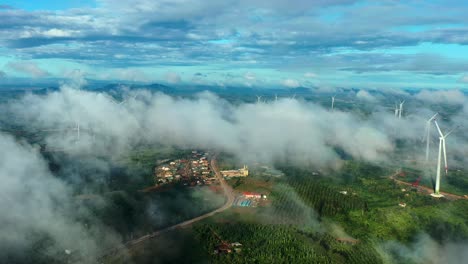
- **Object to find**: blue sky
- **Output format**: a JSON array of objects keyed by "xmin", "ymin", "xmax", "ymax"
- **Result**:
[{"xmin": 1, "ymin": 0, "xmax": 468, "ymax": 89}]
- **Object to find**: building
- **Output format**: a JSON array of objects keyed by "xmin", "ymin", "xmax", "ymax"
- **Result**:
[
  {"xmin": 243, "ymin": 192, "xmax": 261, "ymax": 199},
  {"xmin": 221, "ymin": 165, "xmax": 249, "ymax": 177}
]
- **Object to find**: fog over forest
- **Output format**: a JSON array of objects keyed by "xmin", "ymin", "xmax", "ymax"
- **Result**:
[{"xmin": 1, "ymin": 82, "xmax": 468, "ymax": 263}]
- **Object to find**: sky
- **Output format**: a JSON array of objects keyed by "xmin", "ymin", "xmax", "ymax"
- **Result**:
[{"xmin": 1, "ymin": 0, "xmax": 468, "ymax": 89}]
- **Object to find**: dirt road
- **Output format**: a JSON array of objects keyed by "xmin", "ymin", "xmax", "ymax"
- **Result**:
[
  {"xmin": 98, "ymin": 155, "xmax": 234, "ymax": 260},
  {"xmin": 389, "ymin": 172, "xmax": 466, "ymax": 200},
  {"xmin": 134, "ymin": 157, "xmax": 235, "ymax": 238}
]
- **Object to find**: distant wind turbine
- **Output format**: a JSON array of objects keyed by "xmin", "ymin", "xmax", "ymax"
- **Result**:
[
  {"xmin": 74, "ymin": 121, "xmax": 80, "ymax": 141},
  {"xmin": 331, "ymin": 96, "xmax": 336, "ymax": 111},
  {"xmin": 431, "ymin": 120, "xmax": 457, "ymax": 197},
  {"xmin": 398, "ymin": 100, "xmax": 405, "ymax": 119},
  {"xmin": 256, "ymin": 95, "xmax": 262, "ymax": 103}
]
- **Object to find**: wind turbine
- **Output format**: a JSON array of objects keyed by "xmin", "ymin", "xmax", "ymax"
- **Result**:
[
  {"xmin": 394, "ymin": 103, "xmax": 399, "ymax": 117},
  {"xmin": 331, "ymin": 96, "xmax": 336, "ymax": 111},
  {"xmin": 256, "ymin": 95, "xmax": 262, "ymax": 103},
  {"xmin": 74, "ymin": 121, "xmax": 80, "ymax": 141},
  {"xmin": 424, "ymin": 113, "xmax": 438, "ymax": 162},
  {"xmin": 431, "ymin": 120, "xmax": 456, "ymax": 197},
  {"xmin": 398, "ymin": 100, "xmax": 405, "ymax": 119},
  {"xmin": 275, "ymin": 94, "xmax": 278, "ymax": 102}
]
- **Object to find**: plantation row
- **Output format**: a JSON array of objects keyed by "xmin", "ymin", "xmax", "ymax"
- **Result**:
[
  {"xmin": 279, "ymin": 179, "xmax": 366, "ymax": 217},
  {"xmin": 192, "ymin": 223, "xmax": 383, "ymax": 264}
]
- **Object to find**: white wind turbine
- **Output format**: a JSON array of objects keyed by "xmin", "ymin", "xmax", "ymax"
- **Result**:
[
  {"xmin": 398, "ymin": 100, "xmax": 405, "ymax": 119},
  {"xmin": 74, "ymin": 121, "xmax": 80, "ymax": 141},
  {"xmin": 256, "ymin": 95, "xmax": 262, "ymax": 103},
  {"xmin": 38, "ymin": 121, "xmax": 80, "ymax": 152},
  {"xmin": 431, "ymin": 120, "xmax": 456, "ymax": 197},
  {"xmin": 424, "ymin": 113, "xmax": 438, "ymax": 162},
  {"xmin": 331, "ymin": 96, "xmax": 336, "ymax": 111},
  {"xmin": 394, "ymin": 103, "xmax": 399, "ymax": 117}
]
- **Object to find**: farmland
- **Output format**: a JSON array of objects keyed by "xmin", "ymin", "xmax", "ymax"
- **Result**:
[{"xmin": 109, "ymin": 158, "xmax": 467, "ymax": 264}]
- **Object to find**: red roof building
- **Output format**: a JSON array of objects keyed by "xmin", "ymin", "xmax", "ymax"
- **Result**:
[{"xmin": 243, "ymin": 192, "xmax": 262, "ymax": 199}]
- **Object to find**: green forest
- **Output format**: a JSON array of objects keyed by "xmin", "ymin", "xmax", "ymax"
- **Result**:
[{"xmin": 107, "ymin": 160, "xmax": 468, "ymax": 264}]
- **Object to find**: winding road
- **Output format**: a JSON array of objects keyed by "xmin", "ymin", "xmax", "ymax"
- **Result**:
[
  {"xmin": 99, "ymin": 155, "xmax": 234, "ymax": 260},
  {"xmin": 389, "ymin": 172, "xmax": 466, "ymax": 200}
]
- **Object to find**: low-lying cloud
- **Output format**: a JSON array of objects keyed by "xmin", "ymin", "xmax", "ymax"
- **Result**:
[
  {"xmin": 5, "ymin": 85, "xmax": 402, "ymax": 167},
  {"xmin": 6, "ymin": 61, "xmax": 50, "ymax": 78},
  {"xmin": 356, "ymin": 90, "xmax": 377, "ymax": 102},
  {"xmin": 1, "ymin": 84, "xmax": 468, "ymax": 263},
  {"xmin": 380, "ymin": 233, "xmax": 468, "ymax": 264},
  {"xmin": 5, "ymin": 84, "xmax": 468, "ymax": 170},
  {"xmin": 415, "ymin": 89, "xmax": 466, "ymax": 105},
  {"xmin": 0, "ymin": 133, "xmax": 121, "ymax": 262},
  {"xmin": 282, "ymin": 78, "xmax": 300, "ymax": 88}
]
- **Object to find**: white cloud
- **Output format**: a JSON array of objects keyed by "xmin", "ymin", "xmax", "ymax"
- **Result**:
[
  {"xmin": 7, "ymin": 61, "xmax": 49, "ymax": 78},
  {"xmin": 18, "ymin": 28, "xmax": 78, "ymax": 39},
  {"xmin": 99, "ymin": 68, "xmax": 149, "ymax": 82},
  {"xmin": 380, "ymin": 233, "xmax": 468, "ymax": 264},
  {"xmin": 356, "ymin": 90, "xmax": 377, "ymax": 102},
  {"xmin": 415, "ymin": 89, "xmax": 466, "ymax": 105},
  {"xmin": 315, "ymin": 86, "xmax": 339, "ymax": 93},
  {"xmin": 354, "ymin": 40, "xmax": 368, "ymax": 45},
  {"xmin": 63, "ymin": 69, "xmax": 88, "ymax": 87},
  {"xmin": 244, "ymin": 72, "xmax": 256, "ymax": 81},
  {"xmin": 165, "ymin": 71, "xmax": 181, "ymax": 84},
  {"xmin": 304, "ymin": 72, "xmax": 318, "ymax": 78},
  {"xmin": 282, "ymin": 78, "xmax": 300, "ymax": 88},
  {"xmin": 459, "ymin": 74, "xmax": 468, "ymax": 83},
  {"xmin": 8, "ymin": 86, "xmax": 398, "ymax": 167},
  {"xmin": 0, "ymin": 133, "xmax": 121, "ymax": 261},
  {"xmin": 43, "ymin": 28, "xmax": 74, "ymax": 37}
]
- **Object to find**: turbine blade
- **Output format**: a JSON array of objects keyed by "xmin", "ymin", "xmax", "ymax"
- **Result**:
[
  {"xmin": 434, "ymin": 120, "xmax": 444, "ymax": 137},
  {"xmin": 444, "ymin": 126, "xmax": 459, "ymax": 138}
]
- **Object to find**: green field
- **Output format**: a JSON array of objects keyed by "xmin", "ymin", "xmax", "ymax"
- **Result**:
[{"xmin": 112, "ymin": 160, "xmax": 468, "ymax": 264}]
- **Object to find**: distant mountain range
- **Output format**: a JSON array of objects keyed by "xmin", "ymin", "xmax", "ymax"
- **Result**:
[{"xmin": 1, "ymin": 80, "xmax": 466, "ymax": 98}]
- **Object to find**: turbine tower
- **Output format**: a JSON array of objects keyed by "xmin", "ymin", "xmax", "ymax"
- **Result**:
[
  {"xmin": 331, "ymin": 96, "xmax": 336, "ymax": 111},
  {"xmin": 394, "ymin": 103, "xmax": 399, "ymax": 117},
  {"xmin": 431, "ymin": 120, "xmax": 456, "ymax": 197},
  {"xmin": 74, "ymin": 121, "xmax": 80, "ymax": 141},
  {"xmin": 398, "ymin": 100, "xmax": 405, "ymax": 119},
  {"xmin": 424, "ymin": 113, "xmax": 438, "ymax": 162}
]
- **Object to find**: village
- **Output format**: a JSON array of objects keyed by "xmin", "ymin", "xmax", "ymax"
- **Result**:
[
  {"xmin": 154, "ymin": 150, "xmax": 269, "ymax": 209},
  {"xmin": 154, "ymin": 150, "xmax": 214, "ymax": 187}
]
